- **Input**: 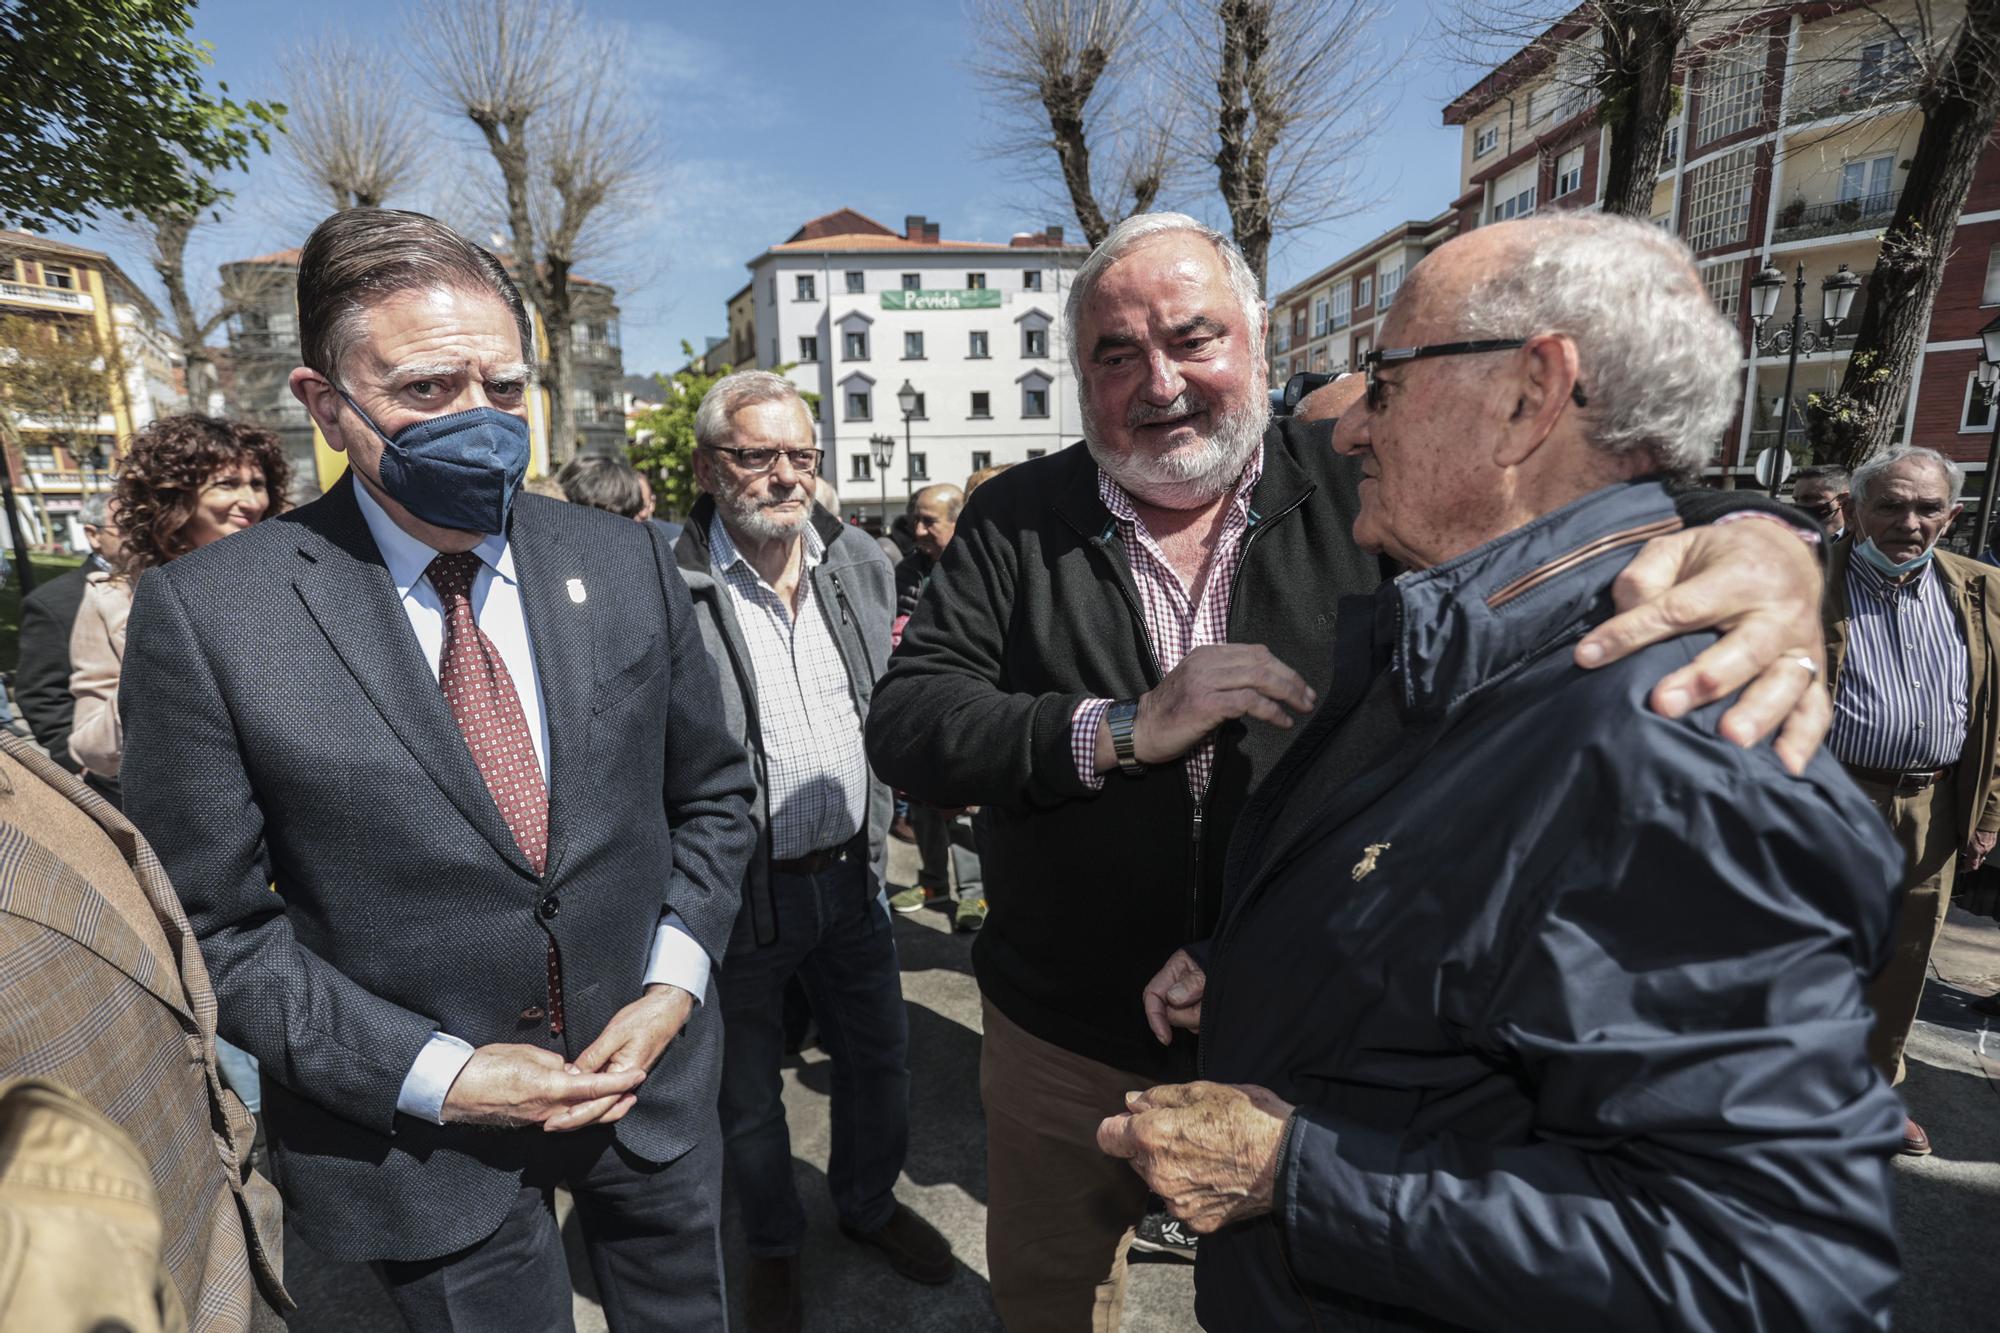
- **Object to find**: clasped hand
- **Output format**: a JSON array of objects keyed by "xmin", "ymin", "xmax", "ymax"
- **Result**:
[{"xmin": 440, "ymin": 983, "xmax": 695, "ymax": 1132}]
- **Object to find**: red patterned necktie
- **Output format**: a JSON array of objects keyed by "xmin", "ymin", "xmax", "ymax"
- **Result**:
[{"xmin": 428, "ymin": 551, "xmax": 563, "ymax": 1034}]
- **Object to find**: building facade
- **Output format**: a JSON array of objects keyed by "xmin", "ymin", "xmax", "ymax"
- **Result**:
[
  {"xmin": 1, "ymin": 232, "xmax": 181, "ymax": 550},
  {"xmin": 1268, "ymin": 212, "xmax": 1458, "ymax": 387},
  {"xmin": 743, "ymin": 209, "xmax": 1087, "ymax": 521},
  {"xmin": 1441, "ymin": 1, "xmax": 2000, "ymax": 494}
]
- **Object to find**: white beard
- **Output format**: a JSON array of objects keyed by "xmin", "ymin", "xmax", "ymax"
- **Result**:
[
  {"xmin": 716, "ymin": 478, "xmax": 811, "ymax": 543},
  {"xmin": 1083, "ymin": 388, "xmax": 1268, "ymax": 510}
]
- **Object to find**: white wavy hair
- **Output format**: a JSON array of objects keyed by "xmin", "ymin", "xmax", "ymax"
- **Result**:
[
  {"xmin": 1449, "ymin": 212, "xmax": 1739, "ymax": 476},
  {"xmin": 1851, "ymin": 446, "xmax": 1965, "ymax": 508},
  {"xmin": 1064, "ymin": 212, "xmax": 1267, "ymax": 381},
  {"xmin": 694, "ymin": 369, "xmax": 811, "ymax": 450}
]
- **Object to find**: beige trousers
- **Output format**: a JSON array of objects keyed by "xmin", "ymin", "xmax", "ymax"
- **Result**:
[{"xmin": 1853, "ymin": 773, "xmax": 1960, "ymax": 1085}]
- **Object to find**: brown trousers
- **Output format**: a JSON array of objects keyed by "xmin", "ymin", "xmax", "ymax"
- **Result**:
[
  {"xmin": 1853, "ymin": 773, "xmax": 1960, "ymax": 1085},
  {"xmin": 980, "ymin": 998, "xmax": 1151, "ymax": 1333}
]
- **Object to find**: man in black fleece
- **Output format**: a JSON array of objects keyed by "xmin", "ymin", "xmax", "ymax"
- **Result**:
[{"xmin": 864, "ymin": 211, "xmax": 1828, "ymax": 1333}]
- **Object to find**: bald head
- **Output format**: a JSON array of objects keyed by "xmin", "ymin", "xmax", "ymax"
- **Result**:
[{"xmin": 911, "ymin": 483, "xmax": 964, "ymax": 560}]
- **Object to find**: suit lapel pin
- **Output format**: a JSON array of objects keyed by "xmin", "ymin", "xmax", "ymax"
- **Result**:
[
  {"xmin": 567, "ymin": 577, "xmax": 587, "ymax": 605},
  {"xmin": 1350, "ymin": 842, "xmax": 1391, "ymax": 881}
]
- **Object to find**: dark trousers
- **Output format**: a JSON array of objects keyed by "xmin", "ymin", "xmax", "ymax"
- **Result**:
[
  {"xmin": 718, "ymin": 857, "xmax": 910, "ymax": 1257},
  {"xmin": 378, "ymin": 1119, "xmax": 724, "ymax": 1332},
  {"xmin": 912, "ymin": 804, "xmax": 982, "ymax": 898}
]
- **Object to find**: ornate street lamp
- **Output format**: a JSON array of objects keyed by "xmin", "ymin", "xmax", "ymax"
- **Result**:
[
  {"xmin": 1749, "ymin": 261, "xmax": 1861, "ymax": 491},
  {"xmin": 868, "ymin": 432, "xmax": 896, "ymax": 528},
  {"xmin": 1971, "ymin": 313, "xmax": 2000, "ymax": 556},
  {"xmin": 896, "ymin": 379, "xmax": 919, "ymax": 508}
]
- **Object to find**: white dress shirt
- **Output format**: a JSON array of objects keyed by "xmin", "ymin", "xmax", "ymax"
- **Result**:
[{"xmin": 353, "ymin": 483, "xmax": 710, "ymax": 1123}]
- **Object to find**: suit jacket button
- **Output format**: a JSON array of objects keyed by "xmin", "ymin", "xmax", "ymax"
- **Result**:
[
  {"xmin": 520, "ymin": 1006, "xmax": 546, "ymax": 1022},
  {"xmin": 539, "ymin": 894, "xmax": 560, "ymax": 920}
]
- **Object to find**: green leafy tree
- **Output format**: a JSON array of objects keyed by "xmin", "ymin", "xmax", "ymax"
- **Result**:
[{"xmin": 0, "ymin": 0, "xmax": 284, "ymax": 232}]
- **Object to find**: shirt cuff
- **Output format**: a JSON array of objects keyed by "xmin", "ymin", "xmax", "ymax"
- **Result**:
[
  {"xmin": 1072, "ymin": 698, "xmax": 1115, "ymax": 791},
  {"xmin": 1714, "ymin": 508, "xmax": 1822, "ymax": 546},
  {"xmin": 644, "ymin": 910, "xmax": 711, "ymax": 1001},
  {"xmin": 395, "ymin": 1031, "xmax": 476, "ymax": 1125}
]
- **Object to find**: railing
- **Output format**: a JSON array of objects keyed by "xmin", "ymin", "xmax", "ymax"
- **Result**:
[
  {"xmin": 572, "ymin": 340, "xmax": 621, "ymax": 364},
  {"xmin": 1772, "ymin": 190, "xmax": 1897, "ymax": 242},
  {"xmin": 1786, "ymin": 65, "xmax": 1920, "ymax": 125},
  {"xmin": 0, "ymin": 279, "xmax": 91, "ymax": 311}
]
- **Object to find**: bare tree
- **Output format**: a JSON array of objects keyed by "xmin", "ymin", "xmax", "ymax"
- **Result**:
[
  {"xmin": 280, "ymin": 33, "xmax": 425, "ymax": 211},
  {"xmin": 413, "ymin": 0, "xmax": 644, "ymax": 461},
  {"xmin": 970, "ymin": 0, "xmax": 1183, "ymax": 246},
  {"xmin": 1166, "ymin": 0, "xmax": 1394, "ymax": 292},
  {"xmin": 121, "ymin": 202, "xmax": 287, "ymax": 412}
]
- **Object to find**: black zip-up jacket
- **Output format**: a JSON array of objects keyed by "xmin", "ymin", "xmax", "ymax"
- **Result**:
[{"xmin": 866, "ymin": 425, "xmax": 1819, "ymax": 1081}]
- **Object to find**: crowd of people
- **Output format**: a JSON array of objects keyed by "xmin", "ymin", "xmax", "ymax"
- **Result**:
[{"xmin": 0, "ymin": 200, "xmax": 1985, "ymax": 1333}]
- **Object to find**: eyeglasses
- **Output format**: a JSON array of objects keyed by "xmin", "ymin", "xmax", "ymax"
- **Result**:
[
  {"xmin": 704, "ymin": 444, "xmax": 823, "ymax": 475},
  {"xmin": 1362, "ymin": 339, "xmax": 1590, "ymax": 414}
]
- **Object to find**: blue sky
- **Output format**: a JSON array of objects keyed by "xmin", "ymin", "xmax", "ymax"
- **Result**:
[{"xmin": 69, "ymin": 0, "xmax": 1472, "ymax": 377}]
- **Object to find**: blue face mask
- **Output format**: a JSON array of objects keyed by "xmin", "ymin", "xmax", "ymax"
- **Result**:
[
  {"xmin": 1856, "ymin": 535, "xmax": 1938, "ymax": 578},
  {"xmin": 334, "ymin": 387, "xmax": 530, "ymax": 535}
]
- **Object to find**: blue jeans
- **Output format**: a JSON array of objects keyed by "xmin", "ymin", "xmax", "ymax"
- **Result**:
[{"xmin": 717, "ymin": 857, "xmax": 910, "ymax": 1257}]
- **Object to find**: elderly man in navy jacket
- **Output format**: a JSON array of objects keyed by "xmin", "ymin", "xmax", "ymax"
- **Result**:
[{"xmin": 1103, "ymin": 213, "xmax": 1904, "ymax": 1332}]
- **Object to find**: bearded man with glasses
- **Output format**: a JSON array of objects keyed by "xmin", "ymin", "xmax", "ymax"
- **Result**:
[{"xmin": 673, "ymin": 369, "xmax": 951, "ymax": 1332}]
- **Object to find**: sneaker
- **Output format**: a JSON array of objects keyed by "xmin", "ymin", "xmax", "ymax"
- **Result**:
[
  {"xmin": 954, "ymin": 897, "xmax": 988, "ymax": 932},
  {"xmin": 1131, "ymin": 1208, "xmax": 1197, "ymax": 1262},
  {"xmin": 840, "ymin": 1201, "xmax": 954, "ymax": 1284},
  {"xmin": 889, "ymin": 886, "xmax": 936, "ymax": 914}
]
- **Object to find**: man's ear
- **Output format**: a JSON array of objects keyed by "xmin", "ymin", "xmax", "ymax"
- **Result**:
[
  {"xmin": 1493, "ymin": 333, "xmax": 1581, "ymax": 469},
  {"xmin": 290, "ymin": 368, "xmax": 349, "ymax": 454}
]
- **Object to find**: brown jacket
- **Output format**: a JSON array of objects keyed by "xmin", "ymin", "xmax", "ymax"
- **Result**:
[
  {"xmin": 1822, "ymin": 538, "xmax": 2000, "ymax": 843},
  {"xmin": 0, "ymin": 733, "xmax": 286, "ymax": 1331},
  {"xmin": 66, "ymin": 571, "xmax": 131, "ymax": 779}
]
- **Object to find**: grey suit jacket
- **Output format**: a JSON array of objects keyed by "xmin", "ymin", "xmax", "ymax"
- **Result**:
[{"xmin": 119, "ymin": 475, "xmax": 756, "ymax": 1264}]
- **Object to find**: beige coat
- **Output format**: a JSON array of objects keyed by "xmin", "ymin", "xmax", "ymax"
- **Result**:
[{"xmin": 67, "ymin": 571, "xmax": 132, "ymax": 778}]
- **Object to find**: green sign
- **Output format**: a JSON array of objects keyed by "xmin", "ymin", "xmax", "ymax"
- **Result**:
[{"xmin": 880, "ymin": 289, "xmax": 1002, "ymax": 311}]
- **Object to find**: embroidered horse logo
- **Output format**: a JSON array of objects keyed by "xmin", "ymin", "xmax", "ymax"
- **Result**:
[{"xmin": 1350, "ymin": 842, "xmax": 1391, "ymax": 881}]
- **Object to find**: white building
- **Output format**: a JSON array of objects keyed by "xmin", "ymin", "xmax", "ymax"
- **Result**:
[{"xmin": 744, "ymin": 209, "xmax": 1088, "ymax": 520}]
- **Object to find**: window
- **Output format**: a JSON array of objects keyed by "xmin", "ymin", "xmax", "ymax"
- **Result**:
[
  {"xmin": 1857, "ymin": 36, "xmax": 1916, "ymax": 97},
  {"xmin": 970, "ymin": 391, "xmax": 991, "ymax": 418},
  {"xmin": 798, "ymin": 335, "xmax": 819, "ymax": 361},
  {"xmin": 1023, "ymin": 327, "xmax": 1048, "ymax": 358},
  {"xmin": 907, "ymin": 392, "xmax": 927, "ymax": 419},
  {"xmin": 1701, "ymin": 263, "xmax": 1742, "ymax": 317},
  {"xmin": 1311, "ymin": 297, "xmax": 1329, "ymax": 338},
  {"xmin": 967, "ymin": 272, "xmax": 987, "ymax": 289},
  {"xmin": 901, "ymin": 273, "xmax": 921, "ymax": 291},
  {"xmin": 908, "ymin": 453, "xmax": 929, "ymax": 480},
  {"xmin": 795, "ymin": 274, "xmax": 815, "ymax": 301},
  {"xmin": 844, "ymin": 329, "xmax": 869, "ymax": 360},
  {"xmin": 1695, "ymin": 37, "xmax": 1764, "ymax": 147},
  {"xmin": 1357, "ymin": 276, "xmax": 1372, "ymax": 309},
  {"xmin": 1026, "ymin": 448, "xmax": 1047, "ymax": 459},
  {"xmin": 971, "ymin": 451, "xmax": 992, "ymax": 471},
  {"xmin": 1474, "ymin": 122, "xmax": 1500, "ymax": 158},
  {"xmin": 1659, "ymin": 124, "xmax": 1680, "ymax": 170},
  {"xmin": 1684, "ymin": 145, "xmax": 1756, "ymax": 251},
  {"xmin": 1492, "ymin": 161, "xmax": 1537, "ymax": 222},
  {"xmin": 904, "ymin": 331, "xmax": 925, "ymax": 359},
  {"xmin": 1377, "ymin": 264, "xmax": 1402, "ymax": 310},
  {"xmin": 23, "ymin": 447, "xmax": 57, "ymax": 472},
  {"xmin": 845, "ymin": 270, "xmax": 865, "ymax": 294},
  {"xmin": 1555, "ymin": 147, "xmax": 1585, "ymax": 198},
  {"xmin": 1331, "ymin": 286, "xmax": 1351, "ymax": 329},
  {"xmin": 767, "ymin": 277, "xmax": 776, "ymax": 302},
  {"xmin": 1527, "ymin": 86, "xmax": 1551, "ymax": 126},
  {"xmin": 851, "ymin": 453, "xmax": 872, "ymax": 482},
  {"xmin": 1024, "ymin": 270, "xmax": 1043, "ymax": 291},
  {"xmin": 1984, "ymin": 246, "xmax": 2000, "ymax": 305},
  {"xmin": 1023, "ymin": 383, "xmax": 1050, "ymax": 417},
  {"xmin": 845, "ymin": 388, "xmax": 872, "ymax": 420},
  {"xmin": 1965, "ymin": 373, "xmax": 1996, "ymax": 432},
  {"xmin": 40, "ymin": 263, "xmax": 74, "ymax": 290},
  {"xmin": 969, "ymin": 330, "xmax": 990, "ymax": 358},
  {"xmin": 1839, "ymin": 155, "xmax": 1895, "ymax": 205},
  {"xmin": 1292, "ymin": 308, "xmax": 1307, "ymax": 338}
]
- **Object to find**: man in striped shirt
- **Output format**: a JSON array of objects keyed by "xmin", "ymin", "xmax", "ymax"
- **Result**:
[{"xmin": 1824, "ymin": 445, "xmax": 2000, "ymax": 1157}]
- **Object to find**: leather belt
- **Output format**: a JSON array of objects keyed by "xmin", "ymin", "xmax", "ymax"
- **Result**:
[
  {"xmin": 771, "ymin": 841, "xmax": 860, "ymax": 876},
  {"xmin": 1845, "ymin": 763, "xmax": 1952, "ymax": 795}
]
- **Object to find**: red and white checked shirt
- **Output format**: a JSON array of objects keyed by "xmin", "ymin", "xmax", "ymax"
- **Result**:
[{"xmin": 1071, "ymin": 445, "xmax": 1265, "ymax": 801}]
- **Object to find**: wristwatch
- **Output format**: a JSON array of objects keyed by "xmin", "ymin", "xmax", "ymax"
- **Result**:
[{"xmin": 1107, "ymin": 699, "xmax": 1146, "ymax": 777}]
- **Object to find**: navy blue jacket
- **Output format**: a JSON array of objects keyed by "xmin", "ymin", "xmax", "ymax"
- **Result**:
[{"xmin": 1195, "ymin": 481, "xmax": 1904, "ymax": 1331}]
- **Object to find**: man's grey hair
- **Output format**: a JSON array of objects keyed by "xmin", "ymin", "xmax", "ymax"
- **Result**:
[
  {"xmin": 694, "ymin": 370, "xmax": 813, "ymax": 451},
  {"xmin": 1448, "ymin": 212, "xmax": 1739, "ymax": 476},
  {"xmin": 1065, "ymin": 212, "xmax": 1266, "ymax": 379},
  {"xmin": 79, "ymin": 492, "xmax": 111, "ymax": 529},
  {"xmin": 1851, "ymin": 446, "xmax": 1965, "ymax": 508}
]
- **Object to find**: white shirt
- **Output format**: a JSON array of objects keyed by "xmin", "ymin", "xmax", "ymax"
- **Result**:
[{"xmin": 353, "ymin": 483, "xmax": 710, "ymax": 1124}]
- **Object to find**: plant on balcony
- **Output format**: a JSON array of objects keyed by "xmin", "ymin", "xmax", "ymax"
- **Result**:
[
  {"xmin": 1777, "ymin": 198, "xmax": 1807, "ymax": 229},
  {"xmin": 1834, "ymin": 198, "xmax": 1863, "ymax": 224}
]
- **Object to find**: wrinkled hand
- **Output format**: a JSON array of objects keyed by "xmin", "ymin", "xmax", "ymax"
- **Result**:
[
  {"xmin": 1964, "ymin": 830, "xmax": 1997, "ymax": 871},
  {"xmin": 1574, "ymin": 517, "xmax": 1827, "ymax": 775},
  {"xmin": 1096, "ymin": 1081, "xmax": 1295, "ymax": 1234},
  {"xmin": 1112, "ymin": 644, "xmax": 1316, "ymax": 770},
  {"xmin": 544, "ymin": 984, "xmax": 696, "ymax": 1133},
  {"xmin": 439, "ymin": 1044, "xmax": 645, "ymax": 1131},
  {"xmin": 1142, "ymin": 948, "xmax": 1207, "ymax": 1044}
]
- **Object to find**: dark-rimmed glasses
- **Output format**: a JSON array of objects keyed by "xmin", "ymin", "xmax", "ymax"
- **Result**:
[
  {"xmin": 1362, "ymin": 339, "xmax": 1589, "ymax": 414},
  {"xmin": 703, "ymin": 444, "xmax": 823, "ymax": 475}
]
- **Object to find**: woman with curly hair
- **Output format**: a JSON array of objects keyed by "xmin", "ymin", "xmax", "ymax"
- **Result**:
[{"xmin": 68, "ymin": 414, "xmax": 292, "ymax": 781}]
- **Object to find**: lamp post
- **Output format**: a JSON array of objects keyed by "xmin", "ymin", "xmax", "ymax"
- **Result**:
[
  {"xmin": 896, "ymin": 379, "xmax": 919, "ymax": 509},
  {"xmin": 1748, "ymin": 260, "xmax": 1862, "ymax": 492},
  {"xmin": 868, "ymin": 432, "xmax": 896, "ymax": 528},
  {"xmin": 1970, "ymin": 313, "xmax": 2000, "ymax": 557}
]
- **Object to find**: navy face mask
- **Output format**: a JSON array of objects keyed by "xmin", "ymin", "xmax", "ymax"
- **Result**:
[{"xmin": 334, "ymin": 386, "xmax": 531, "ymax": 535}]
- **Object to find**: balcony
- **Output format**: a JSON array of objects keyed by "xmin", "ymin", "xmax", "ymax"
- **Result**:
[
  {"xmin": 0, "ymin": 279, "xmax": 93, "ymax": 313},
  {"xmin": 1772, "ymin": 190, "xmax": 1897, "ymax": 243},
  {"xmin": 572, "ymin": 340, "xmax": 621, "ymax": 365},
  {"xmin": 1786, "ymin": 65, "xmax": 1919, "ymax": 126}
]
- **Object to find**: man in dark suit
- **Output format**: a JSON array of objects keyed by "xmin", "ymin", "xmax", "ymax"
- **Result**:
[
  {"xmin": 15, "ymin": 492, "xmax": 121, "ymax": 802},
  {"xmin": 120, "ymin": 208, "xmax": 756, "ymax": 1332}
]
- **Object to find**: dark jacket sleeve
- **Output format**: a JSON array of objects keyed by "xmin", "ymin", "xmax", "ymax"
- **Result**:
[
  {"xmin": 1272, "ymin": 766, "xmax": 1903, "ymax": 1332},
  {"xmin": 120, "ymin": 567, "xmax": 439, "ymax": 1136},
  {"xmin": 646, "ymin": 521, "xmax": 755, "ymax": 964},
  {"xmin": 866, "ymin": 502, "xmax": 1094, "ymax": 810},
  {"xmin": 14, "ymin": 581, "xmax": 82, "ymax": 773},
  {"xmin": 1670, "ymin": 484, "xmax": 1827, "ymax": 559}
]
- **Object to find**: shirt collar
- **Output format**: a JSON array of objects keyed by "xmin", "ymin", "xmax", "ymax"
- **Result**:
[
  {"xmin": 1846, "ymin": 543, "xmax": 1934, "ymax": 600},
  {"xmin": 708, "ymin": 511, "xmax": 823, "ymax": 583},
  {"xmin": 352, "ymin": 474, "xmax": 515, "ymax": 597},
  {"xmin": 1096, "ymin": 441, "xmax": 1266, "ymax": 526}
]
